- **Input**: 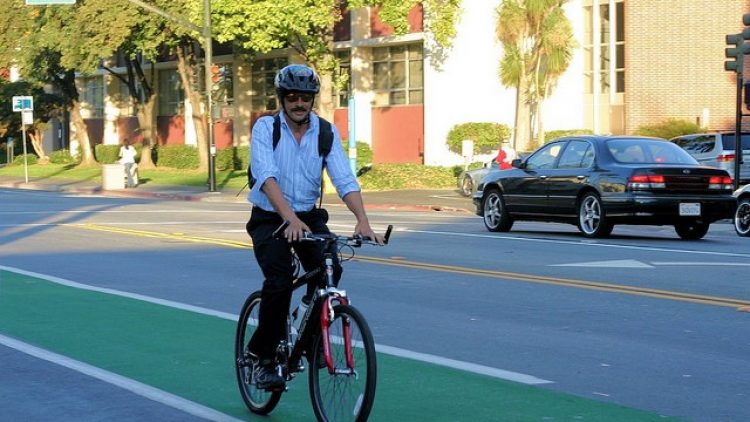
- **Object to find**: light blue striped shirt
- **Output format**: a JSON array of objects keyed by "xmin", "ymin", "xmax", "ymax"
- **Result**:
[{"xmin": 248, "ymin": 111, "xmax": 360, "ymax": 212}]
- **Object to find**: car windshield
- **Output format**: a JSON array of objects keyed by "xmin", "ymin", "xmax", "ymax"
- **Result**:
[{"xmin": 607, "ymin": 139, "xmax": 698, "ymax": 164}]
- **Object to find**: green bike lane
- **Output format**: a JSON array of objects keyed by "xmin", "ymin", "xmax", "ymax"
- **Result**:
[{"xmin": 0, "ymin": 268, "xmax": 684, "ymax": 421}]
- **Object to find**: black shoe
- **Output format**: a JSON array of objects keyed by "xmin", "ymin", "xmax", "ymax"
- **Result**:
[{"xmin": 253, "ymin": 361, "xmax": 285, "ymax": 390}]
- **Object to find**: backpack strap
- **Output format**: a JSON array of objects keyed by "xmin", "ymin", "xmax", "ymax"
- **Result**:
[
  {"xmin": 272, "ymin": 113, "xmax": 281, "ymax": 149},
  {"xmin": 317, "ymin": 117, "xmax": 334, "ymax": 208}
]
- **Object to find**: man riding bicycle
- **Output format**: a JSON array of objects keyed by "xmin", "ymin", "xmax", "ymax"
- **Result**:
[{"xmin": 245, "ymin": 64, "xmax": 383, "ymax": 390}]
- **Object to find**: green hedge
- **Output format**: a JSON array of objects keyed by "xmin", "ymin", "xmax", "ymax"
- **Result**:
[
  {"xmin": 95, "ymin": 144, "xmax": 143, "ymax": 164},
  {"xmin": 12, "ymin": 153, "xmax": 38, "ymax": 165},
  {"xmin": 216, "ymin": 146, "xmax": 249, "ymax": 171},
  {"xmin": 154, "ymin": 144, "xmax": 199, "ymax": 169},
  {"xmin": 634, "ymin": 118, "xmax": 703, "ymax": 140},
  {"xmin": 545, "ymin": 129, "xmax": 595, "ymax": 142},
  {"xmin": 446, "ymin": 123, "xmax": 511, "ymax": 155},
  {"xmin": 49, "ymin": 149, "xmax": 77, "ymax": 164}
]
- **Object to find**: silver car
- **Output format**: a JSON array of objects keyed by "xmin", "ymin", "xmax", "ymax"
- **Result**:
[
  {"xmin": 670, "ymin": 132, "xmax": 750, "ymax": 184},
  {"xmin": 457, "ymin": 159, "xmax": 498, "ymax": 196}
]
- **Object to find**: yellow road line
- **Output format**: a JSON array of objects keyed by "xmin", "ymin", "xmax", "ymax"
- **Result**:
[{"xmin": 71, "ymin": 223, "xmax": 750, "ymax": 310}]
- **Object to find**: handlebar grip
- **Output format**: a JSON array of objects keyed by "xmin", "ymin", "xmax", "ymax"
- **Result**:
[
  {"xmin": 272, "ymin": 221, "xmax": 290, "ymax": 239},
  {"xmin": 383, "ymin": 225, "xmax": 393, "ymax": 245}
]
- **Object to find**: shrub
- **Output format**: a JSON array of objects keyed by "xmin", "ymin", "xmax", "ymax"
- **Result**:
[
  {"xmin": 216, "ymin": 146, "xmax": 249, "ymax": 171},
  {"xmin": 545, "ymin": 129, "xmax": 595, "ymax": 142},
  {"xmin": 154, "ymin": 144, "xmax": 199, "ymax": 169},
  {"xmin": 357, "ymin": 163, "xmax": 455, "ymax": 190},
  {"xmin": 49, "ymin": 149, "xmax": 77, "ymax": 164},
  {"xmin": 12, "ymin": 153, "xmax": 38, "ymax": 165},
  {"xmin": 94, "ymin": 145, "xmax": 120, "ymax": 164},
  {"xmin": 446, "ymin": 123, "xmax": 512, "ymax": 155},
  {"xmin": 634, "ymin": 118, "xmax": 703, "ymax": 140},
  {"xmin": 95, "ymin": 144, "xmax": 142, "ymax": 164}
]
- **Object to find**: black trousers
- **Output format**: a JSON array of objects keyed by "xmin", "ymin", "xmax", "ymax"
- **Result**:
[{"xmin": 245, "ymin": 207, "xmax": 341, "ymax": 360}]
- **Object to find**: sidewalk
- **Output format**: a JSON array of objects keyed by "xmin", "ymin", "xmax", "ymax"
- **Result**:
[{"xmin": 0, "ymin": 175, "xmax": 475, "ymax": 214}]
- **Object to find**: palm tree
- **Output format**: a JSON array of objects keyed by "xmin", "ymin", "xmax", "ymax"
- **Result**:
[{"xmin": 496, "ymin": 0, "xmax": 576, "ymax": 151}]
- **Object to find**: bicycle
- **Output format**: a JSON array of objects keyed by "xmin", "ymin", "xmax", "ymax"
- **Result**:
[{"xmin": 235, "ymin": 221, "xmax": 393, "ymax": 421}]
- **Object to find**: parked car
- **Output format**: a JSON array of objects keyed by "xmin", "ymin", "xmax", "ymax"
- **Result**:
[
  {"xmin": 473, "ymin": 135, "xmax": 736, "ymax": 240},
  {"xmin": 457, "ymin": 160, "xmax": 498, "ymax": 196},
  {"xmin": 734, "ymin": 184, "xmax": 750, "ymax": 237},
  {"xmin": 669, "ymin": 132, "xmax": 750, "ymax": 184}
]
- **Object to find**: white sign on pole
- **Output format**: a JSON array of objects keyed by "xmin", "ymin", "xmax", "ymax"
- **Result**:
[
  {"xmin": 22, "ymin": 110, "xmax": 34, "ymax": 125},
  {"xmin": 461, "ymin": 139, "xmax": 474, "ymax": 160},
  {"xmin": 12, "ymin": 96, "xmax": 34, "ymax": 112}
]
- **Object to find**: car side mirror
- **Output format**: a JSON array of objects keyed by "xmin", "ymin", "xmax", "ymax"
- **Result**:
[{"xmin": 511, "ymin": 158, "xmax": 523, "ymax": 168}]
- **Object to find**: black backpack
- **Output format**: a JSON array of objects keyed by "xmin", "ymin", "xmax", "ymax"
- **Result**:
[{"xmin": 247, "ymin": 113, "xmax": 334, "ymax": 191}]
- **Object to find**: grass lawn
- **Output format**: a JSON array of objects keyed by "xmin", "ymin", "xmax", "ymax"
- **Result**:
[{"xmin": 0, "ymin": 161, "xmax": 461, "ymax": 191}]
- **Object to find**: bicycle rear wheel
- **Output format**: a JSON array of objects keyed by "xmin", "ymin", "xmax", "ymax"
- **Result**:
[
  {"xmin": 235, "ymin": 291, "xmax": 282, "ymax": 414},
  {"xmin": 309, "ymin": 304, "xmax": 376, "ymax": 422}
]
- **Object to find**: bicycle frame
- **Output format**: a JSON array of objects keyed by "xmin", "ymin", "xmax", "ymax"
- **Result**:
[{"xmin": 287, "ymin": 240, "xmax": 354, "ymax": 375}]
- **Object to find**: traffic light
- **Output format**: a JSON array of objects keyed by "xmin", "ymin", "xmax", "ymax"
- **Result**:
[
  {"xmin": 725, "ymin": 34, "xmax": 744, "ymax": 72},
  {"xmin": 210, "ymin": 64, "xmax": 221, "ymax": 84}
]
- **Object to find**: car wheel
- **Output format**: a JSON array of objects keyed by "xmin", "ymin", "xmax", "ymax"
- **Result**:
[
  {"xmin": 735, "ymin": 197, "xmax": 750, "ymax": 237},
  {"xmin": 482, "ymin": 189, "xmax": 513, "ymax": 232},
  {"xmin": 674, "ymin": 221, "xmax": 710, "ymax": 240},
  {"xmin": 578, "ymin": 193, "xmax": 613, "ymax": 238},
  {"xmin": 459, "ymin": 175, "xmax": 473, "ymax": 197}
]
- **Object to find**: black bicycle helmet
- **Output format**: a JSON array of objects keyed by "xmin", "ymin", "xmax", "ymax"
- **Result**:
[{"xmin": 274, "ymin": 64, "xmax": 320, "ymax": 95}]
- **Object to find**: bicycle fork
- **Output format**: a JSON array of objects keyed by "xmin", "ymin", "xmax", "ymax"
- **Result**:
[{"xmin": 320, "ymin": 293, "xmax": 357, "ymax": 375}]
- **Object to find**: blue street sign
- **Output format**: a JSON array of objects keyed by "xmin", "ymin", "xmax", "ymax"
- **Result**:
[{"xmin": 12, "ymin": 96, "xmax": 33, "ymax": 112}]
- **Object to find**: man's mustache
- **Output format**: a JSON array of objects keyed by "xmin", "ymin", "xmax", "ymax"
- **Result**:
[{"xmin": 291, "ymin": 107, "xmax": 307, "ymax": 112}]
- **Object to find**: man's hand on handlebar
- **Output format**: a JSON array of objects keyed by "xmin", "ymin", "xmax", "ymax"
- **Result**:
[
  {"xmin": 354, "ymin": 220, "xmax": 384, "ymax": 245},
  {"xmin": 282, "ymin": 217, "xmax": 311, "ymax": 243}
]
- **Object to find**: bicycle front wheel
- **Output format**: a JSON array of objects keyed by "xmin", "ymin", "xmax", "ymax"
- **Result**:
[
  {"xmin": 309, "ymin": 304, "xmax": 377, "ymax": 422},
  {"xmin": 235, "ymin": 291, "xmax": 282, "ymax": 415}
]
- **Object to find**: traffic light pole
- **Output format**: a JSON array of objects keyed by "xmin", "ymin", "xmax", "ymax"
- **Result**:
[
  {"xmin": 734, "ymin": 70, "xmax": 743, "ymax": 191},
  {"xmin": 203, "ymin": 0, "xmax": 217, "ymax": 192},
  {"xmin": 127, "ymin": 0, "xmax": 216, "ymax": 192}
]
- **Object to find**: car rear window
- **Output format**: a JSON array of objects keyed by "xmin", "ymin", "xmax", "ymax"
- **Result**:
[
  {"xmin": 672, "ymin": 135, "xmax": 715, "ymax": 153},
  {"xmin": 720, "ymin": 134, "xmax": 750, "ymax": 151},
  {"xmin": 607, "ymin": 139, "xmax": 698, "ymax": 164}
]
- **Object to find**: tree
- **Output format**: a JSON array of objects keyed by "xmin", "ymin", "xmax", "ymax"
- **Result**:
[
  {"xmin": 211, "ymin": 0, "xmax": 461, "ymax": 120},
  {"xmin": 496, "ymin": 0, "xmax": 575, "ymax": 151},
  {"xmin": 0, "ymin": 0, "xmax": 138, "ymax": 166},
  {"xmin": 0, "ymin": 79, "xmax": 65, "ymax": 162}
]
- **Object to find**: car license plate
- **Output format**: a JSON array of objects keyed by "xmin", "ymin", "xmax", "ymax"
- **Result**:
[{"xmin": 679, "ymin": 202, "xmax": 701, "ymax": 216}]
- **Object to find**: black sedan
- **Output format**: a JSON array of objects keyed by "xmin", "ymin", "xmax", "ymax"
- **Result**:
[{"xmin": 473, "ymin": 135, "xmax": 737, "ymax": 240}]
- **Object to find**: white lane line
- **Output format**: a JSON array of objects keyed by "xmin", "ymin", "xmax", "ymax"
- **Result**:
[
  {"xmin": 551, "ymin": 260, "xmax": 655, "ymax": 268},
  {"xmin": 374, "ymin": 345, "xmax": 552, "ymax": 385},
  {"xmin": 0, "ymin": 265, "xmax": 552, "ymax": 386},
  {"xmin": 0, "ymin": 334, "xmax": 244, "ymax": 422},
  {"xmin": 395, "ymin": 228, "xmax": 750, "ymax": 259},
  {"xmin": 651, "ymin": 262, "xmax": 750, "ymax": 267}
]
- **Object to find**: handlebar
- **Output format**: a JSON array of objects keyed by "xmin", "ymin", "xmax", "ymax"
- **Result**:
[{"xmin": 272, "ymin": 221, "xmax": 393, "ymax": 246}]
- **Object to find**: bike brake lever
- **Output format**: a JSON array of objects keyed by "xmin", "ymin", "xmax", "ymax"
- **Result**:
[
  {"xmin": 272, "ymin": 220, "xmax": 290, "ymax": 239},
  {"xmin": 383, "ymin": 225, "xmax": 393, "ymax": 245}
]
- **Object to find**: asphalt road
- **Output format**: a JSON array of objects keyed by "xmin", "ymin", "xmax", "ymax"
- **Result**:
[{"xmin": 1, "ymin": 187, "xmax": 749, "ymax": 421}]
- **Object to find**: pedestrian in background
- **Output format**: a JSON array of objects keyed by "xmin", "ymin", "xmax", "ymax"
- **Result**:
[
  {"xmin": 118, "ymin": 140, "xmax": 138, "ymax": 188},
  {"xmin": 496, "ymin": 141, "xmax": 517, "ymax": 170}
]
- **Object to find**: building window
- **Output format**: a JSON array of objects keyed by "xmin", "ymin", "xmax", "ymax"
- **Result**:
[
  {"xmin": 158, "ymin": 69, "xmax": 184, "ymax": 116},
  {"xmin": 251, "ymin": 57, "xmax": 288, "ymax": 112},
  {"xmin": 372, "ymin": 43, "xmax": 423, "ymax": 106},
  {"xmin": 583, "ymin": 0, "xmax": 624, "ymax": 94},
  {"xmin": 118, "ymin": 80, "xmax": 136, "ymax": 117},
  {"xmin": 79, "ymin": 76, "xmax": 104, "ymax": 118},
  {"xmin": 333, "ymin": 50, "xmax": 351, "ymax": 108}
]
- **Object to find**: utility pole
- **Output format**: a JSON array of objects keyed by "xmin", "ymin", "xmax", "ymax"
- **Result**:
[
  {"xmin": 724, "ymin": 32, "xmax": 747, "ymax": 191},
  {"xmin": 127, "ymin": 0, "xmax": 217, "ymax": 192}
]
